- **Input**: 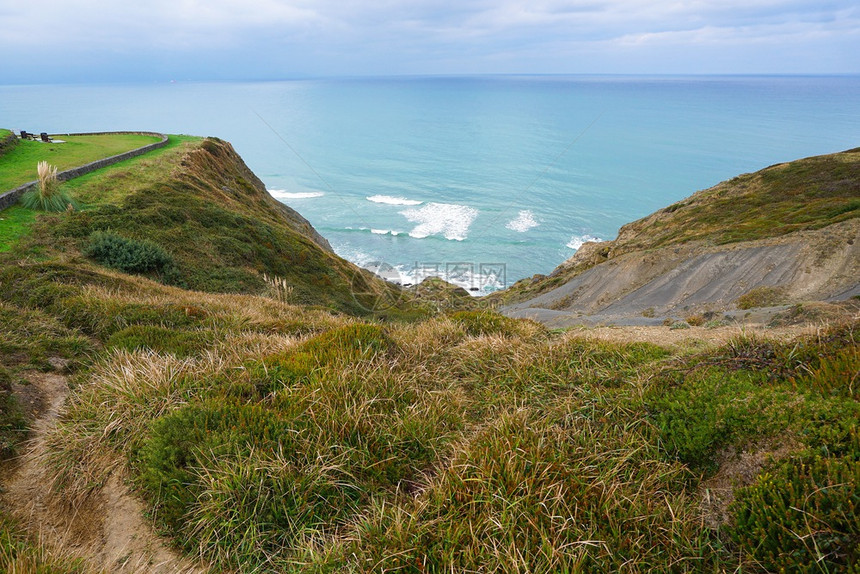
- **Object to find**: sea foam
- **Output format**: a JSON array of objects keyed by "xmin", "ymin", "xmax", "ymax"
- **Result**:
[
  {"xmin": 268, "ymin": 190, "xmax": 325, "ymax": 199},
  {"xmin": 400, "ymin": 202, "xmax": 479, "ymax": 241},
  {"xmin": 367, "ymin": 195, "xmax": 423, "ymax": 206},
  {"xmin": 506, "ymin": 210, "xmax": 539, "ymax": 233},
  {"xmin": 566, "ymin": 234, "xmax": 602, "ymax": 250}
]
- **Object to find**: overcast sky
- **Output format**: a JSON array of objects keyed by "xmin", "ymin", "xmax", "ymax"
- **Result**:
[{"xmin": 2, "ymin": 0, "xmax": 858, "ymax": 82}]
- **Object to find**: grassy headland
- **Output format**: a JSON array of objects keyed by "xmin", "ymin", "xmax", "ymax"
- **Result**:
[
  {"xmin": 3, "ymin": 135, "xmax": 414, "ymax": 316},
  {"xmin": 0, "ymin": 138, "xmax": 857, "ymax": 573},
  {"xmin": 0, "ymin": 133, "xmax": 163, "ymax": 192}
]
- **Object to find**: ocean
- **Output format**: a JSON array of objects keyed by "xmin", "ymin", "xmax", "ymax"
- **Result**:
[{"xmin": 3, "ymin": 75, "xmax": 859, "ymax": 292}]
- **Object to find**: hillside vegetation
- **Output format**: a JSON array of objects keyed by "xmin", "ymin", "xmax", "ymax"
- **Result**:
[
  {"xmin": 0, "ymin": 138, "xmax": 858, "ymax": 573},
  {"xmin": 2, "ymin": 135, "xmax": 413, "ymax": 316}
]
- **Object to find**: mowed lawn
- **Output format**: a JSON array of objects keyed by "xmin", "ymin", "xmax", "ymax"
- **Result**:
[{"xmin": 0, "ymin": 133, "xmax": 162, "ymax": 192}]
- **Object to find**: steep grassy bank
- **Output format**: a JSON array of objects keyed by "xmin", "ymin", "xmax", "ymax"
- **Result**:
[{"xmin": 3, "ymin": 135, "xmax": 413, "ymax": 316}]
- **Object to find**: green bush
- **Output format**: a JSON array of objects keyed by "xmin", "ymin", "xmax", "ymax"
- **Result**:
[
  {"xmin": 650, "ymin": 369, "xmax": 778, "ymax": 470},
  {"xmin": 730, "ymin": 452, "xmax": 860, "ymax": 572},
  {"xmin": 106, "ymin": 325, "xmax": 213, "ymax": 357},
  {"xmin": 83, "ymin": 230, "xmax": 175, "ymax": 275},
  {"xmin": 136, "ymin": 401, "xmax": 300, "ymax": 533}
]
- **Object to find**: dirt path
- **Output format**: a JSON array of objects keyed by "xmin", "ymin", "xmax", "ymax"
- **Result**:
[
  {"xmin": 567, "ymin": 322, "xmax": 821, "ymax": 349},
  {"xmin": 1, "ymin": 368, "xmax": 205, "ymax": 574}
]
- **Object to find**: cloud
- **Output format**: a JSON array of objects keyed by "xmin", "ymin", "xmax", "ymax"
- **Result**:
[{"xmin": 1, "ymin": 0, "xmax": 858, "ymax": 80}]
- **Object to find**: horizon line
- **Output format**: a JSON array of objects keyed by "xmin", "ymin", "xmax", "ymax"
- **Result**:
[{"xmin": 3, "ymin": 72, "xmax": 860, "ymax": 87}]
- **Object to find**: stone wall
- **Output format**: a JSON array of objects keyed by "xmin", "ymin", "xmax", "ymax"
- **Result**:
[
  {"xmin": 0, "ymin": 132, "xmax": 168, "ymax": 211},
  {"xmin": 0, "ymin": 132, "xmax": 18, "ymax": 157}
]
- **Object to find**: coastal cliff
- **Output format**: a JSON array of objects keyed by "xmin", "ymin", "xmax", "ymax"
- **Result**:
[{"xmin": 498, "ymin": 148, "xmax": 860, "ymax": 326}]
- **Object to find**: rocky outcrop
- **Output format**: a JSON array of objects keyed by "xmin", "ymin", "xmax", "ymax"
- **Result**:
[{"xmin": 505, "ymin": 220, "xmax": 859, "ymax": 327}]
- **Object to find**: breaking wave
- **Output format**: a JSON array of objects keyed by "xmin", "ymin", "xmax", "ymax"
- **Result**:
[
  {"xmin": 268, "ymin": 190, "xmax": 325, "ymax": 199},
  {"xmin": 506, "ymin": 210, "xmax": 539, "ymax": 233},
  {"xmin": 566, "ymin": 234, "xmax": 602, "ymax": 250},
  {"xmin": 367, "ymin": 194, "xmax": 423, "ymax": 206},
  {"xmin": 400, "ymin": 202, "xmax": 479, "ymax": 241}
]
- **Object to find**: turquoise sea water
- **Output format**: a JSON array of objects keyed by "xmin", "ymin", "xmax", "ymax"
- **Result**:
[{"xmin": 3, "ymin": 76, "xmax": 859, "ymax": 291}]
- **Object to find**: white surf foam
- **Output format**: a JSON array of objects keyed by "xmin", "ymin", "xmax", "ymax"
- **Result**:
[
  {"xmin": 367, "ymin": 194, "xmax": 423, "ymax": 206},
  {"xmin": 566, "ymin": 234, "xmax": 603, "ymax": 250},
  {"xmin": 370, "ymin": 228, "xmax": 404, "ymax": 236},
  {"xmin": 400, "ymin": 202, "xmax": 479, "ymax": 241},
  {"xmin": 268, "ymin": 190, "xmax": 325, "ymax": 199},
  {"xmin": 505, "ymin": 210, "xmax": 539, "ymax": 233}
]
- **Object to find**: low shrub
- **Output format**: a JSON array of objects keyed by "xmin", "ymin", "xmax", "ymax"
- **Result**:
[
  {"xmin": 730, "ymin": 451, "xmax": 860, "ymax": 572},
  {"xmin": 649, "ymin": 368, "xmax": 781, "ymax": 470},
  {"xmin": 736, "ymin": 286, "xmax": 788, "ymax": 310},
  {"xmin": 297, "ymin": 323, "xmax": 392, "ymax": 365},
  {"xmin": 136, "ymin": 401, "xmax": 299, "ymax": 534},
  {"xmin": 83, "ymin": 230, "xmax": 175, "ymax": 275}
]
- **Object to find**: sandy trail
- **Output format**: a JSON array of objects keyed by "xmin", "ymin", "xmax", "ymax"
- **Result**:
[
  {"xmin": 1, "ymin": 368, "xmax": 205, "ymax": 574},
  {"xmin": 567, "ymin": 322, "xmax": 822, "ymax": 349}
]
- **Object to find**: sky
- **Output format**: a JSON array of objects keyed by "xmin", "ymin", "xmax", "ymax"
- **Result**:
[{"xmin": 1, "ymin": 0, "xmax": 858, "ymax": 82}]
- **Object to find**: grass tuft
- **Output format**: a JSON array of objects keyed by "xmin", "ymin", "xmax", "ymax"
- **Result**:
[{"xmin": 19, "ymin": 161, "xmax": 77, "ymax": 212}]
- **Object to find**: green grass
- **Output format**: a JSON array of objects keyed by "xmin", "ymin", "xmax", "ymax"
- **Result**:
[
  {"xmin": 0, "ymin": 133, "xmax": 176, "ymax": 253},
  {"xmin": 0, "ymin": 206, "xmax": 37, "ymax": 252},
  {"xmin": 621, "ymin": 148, "xmax": 860, "ymax": 251},
  {"xmin": 57, "ymin": 135, "xmax": 200, "ymax": 206},
  {"xmin": 31, "ymin": 266, "xmax": 855, "ymax": 573},
  {"xmin": 3, "ymin": 233, "xmax": 857, "ymax": 572},
  {"xmin": 0, "ymin": 365, "xmax": 26, "ymax": 460},
  {"xmin": 0, "ymin": 133, "xmax": 162, "ymax": 193},
  {"xmin": 0, "ymin": 129, "xmax": 11, "ymax": 140}
]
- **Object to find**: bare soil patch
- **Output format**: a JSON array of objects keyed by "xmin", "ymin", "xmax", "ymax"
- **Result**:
[
  {"xmin": 566, "ymin": 323, "xmax": 819, "ymax": 350},
  {"xmin": 1, "ymin": 367, "xmax": 205, "ymax": 574}
]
